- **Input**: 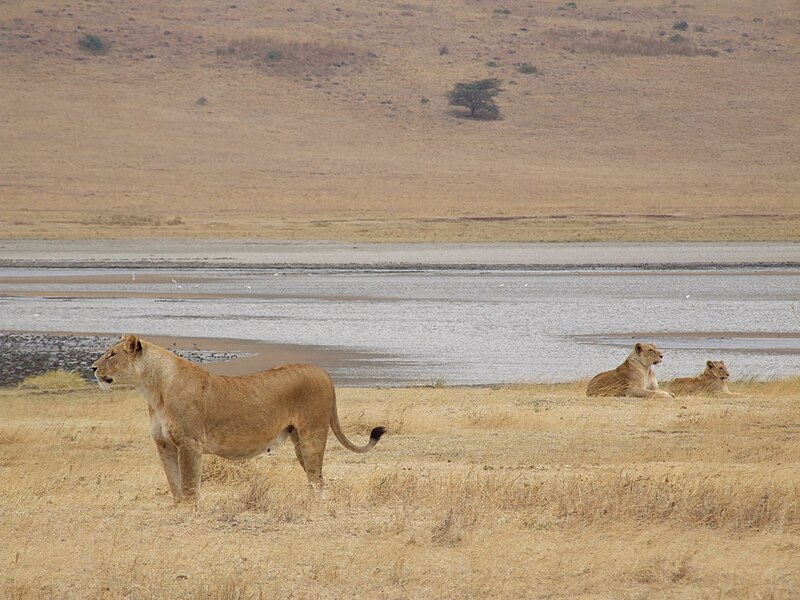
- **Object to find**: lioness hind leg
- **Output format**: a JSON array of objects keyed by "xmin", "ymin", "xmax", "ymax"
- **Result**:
[
  {"xmin": 295, "ymin": 428, "xmax": 328, "ymax": 492},
  {"xmin": 289, "ymin": 428, "xmax": 305, "ymax": 471}
]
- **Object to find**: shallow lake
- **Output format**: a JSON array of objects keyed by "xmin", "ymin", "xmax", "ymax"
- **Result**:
[{"xmin": 2, "ymin": 263, "xmax": 800, "ymax": 386}]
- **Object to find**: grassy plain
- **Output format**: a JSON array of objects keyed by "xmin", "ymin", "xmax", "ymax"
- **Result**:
[
  {"xmin": 1, "ymin": 0, "xmax": 799, "ymax": 242},
  {"xmin": 1, "ymin": 377, "xmax": 798, "ymax": 599}
]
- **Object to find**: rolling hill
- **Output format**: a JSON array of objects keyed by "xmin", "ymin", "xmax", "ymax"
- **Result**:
[{"xmin": 1, "ymin": 0, "xmax": 798, "ymax": 241}]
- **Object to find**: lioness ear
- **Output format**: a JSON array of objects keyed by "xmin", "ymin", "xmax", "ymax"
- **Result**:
[
  {"xmin": 635, "ymin": 343, "xmax": 643, "ymax": 354},
  {"xmin": 707, "ymin": 360, "xmax": 714, "ymax": 369},
  {"xmin": 123, "ymin": 335, "xmax": 142, "ymax": 355}
]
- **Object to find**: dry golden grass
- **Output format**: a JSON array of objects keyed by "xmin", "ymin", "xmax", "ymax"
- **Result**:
[
  {"xmin": 1, "ymin": 0, "xmax": 798, "ymax": 242},
  {"xmin": 1, "ymin": 379, "xmax": 798, "ymax": 598},
  {"xmin": 15, "ymin": 370, "xmax": 89, "ymax": 392}
]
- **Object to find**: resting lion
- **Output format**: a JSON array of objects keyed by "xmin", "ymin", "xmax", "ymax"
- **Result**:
[
  {"xmin": 667, "ymin": 360, "xmax": 738, "ymax": 396},
  {"xmin": 586, "ymin": 342, "xmax": 674, "ymax": 399},
  {"xmin": 92, "ymin": 335, "xmax": 385, "ymax": 502}
]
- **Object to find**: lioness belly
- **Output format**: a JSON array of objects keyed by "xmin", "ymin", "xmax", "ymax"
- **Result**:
[{"xmin": 204, "ymin": 426, "xmax": 293, "ymax": 460}]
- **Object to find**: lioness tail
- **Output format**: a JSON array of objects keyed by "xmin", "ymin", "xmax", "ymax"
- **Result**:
[{"xmin": 330, "ymin": 395, "xmax": 386, "ymax": 453}]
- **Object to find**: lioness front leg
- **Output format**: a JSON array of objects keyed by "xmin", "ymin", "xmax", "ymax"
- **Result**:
[
  {"xmin": 628, "ymin": 388, "xmax": 674, "ymax": 399},
  {"xmin": 177, "ymin": 439, "xmax": 203, "ymax": 501},
  {"xmin": 154, "ymin": 438, "xmax": 182, "ymax": 500}
]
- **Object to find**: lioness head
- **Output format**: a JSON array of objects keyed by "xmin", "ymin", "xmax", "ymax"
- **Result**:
[
  {"xmin": 92, "ymin": 335, "xmax": 142, "ymax": 389},
  {"xmin": 706, "ymin": 360, "xmax": 730, "ymax": 380},
  {"xmin": 634, "ymin": 342, "xmax": 664, "ymax": 367}
]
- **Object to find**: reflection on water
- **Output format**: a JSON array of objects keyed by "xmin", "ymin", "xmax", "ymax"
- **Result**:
[{"xmin": 2, "ymin": 268, "xmax": 800, "ymax": 385}]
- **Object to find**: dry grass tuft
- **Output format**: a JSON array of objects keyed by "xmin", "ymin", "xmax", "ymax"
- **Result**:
[
  {"xmin": 16, "ymin": 370, "xmax": 88, "ymax": 391},
  {"xmin": 550, "ymin": 471, "xmax": 800, "ymax": 530},
  {"xmin": 220, "ymin": 474, "xmax": 317, "ymax": 523},
  {"xmin": 736, "ymin": 375, "xmax": 800, "ymax": 397},
  {"xmin": 629, "ymin": 549, "xmax": 696, "ymax": 584},
  {"xmin": 430, "ymin": 508, "xmax": 462, "ymax": 546},
  {"xmin": 202, "ymin": 455, "xmax": 265, "ymax": 484}
]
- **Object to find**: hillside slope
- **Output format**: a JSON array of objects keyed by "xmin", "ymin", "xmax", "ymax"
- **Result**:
[{"xmin": 1, "ymin": 0, "xmax": 798, "ymax": 241}]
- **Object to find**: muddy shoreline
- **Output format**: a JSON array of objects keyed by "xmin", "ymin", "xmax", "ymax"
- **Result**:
[{"xmin": 0, "ymin": 332, "xmax": 386, "ymax": 389}]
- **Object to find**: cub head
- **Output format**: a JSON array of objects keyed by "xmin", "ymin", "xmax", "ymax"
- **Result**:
[
  {"xmin": 634, "ymin": 342, "xmax": 664, "ymax": 367},
  {"xmin": 706, "ymin": 360, "xmax": 730, "ymax": 380},
  {"xmin": 91, "ymin": 335, "xmax": 142, "ymax": 389}
]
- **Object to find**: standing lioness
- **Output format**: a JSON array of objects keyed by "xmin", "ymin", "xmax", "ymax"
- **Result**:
[
  {"xmin": 586, "ymin": 342, "xmax": 674, "ymax": 399},
  {"xmin": 92, "ymin": 335, "xmax": 385, "ymax": 502}
]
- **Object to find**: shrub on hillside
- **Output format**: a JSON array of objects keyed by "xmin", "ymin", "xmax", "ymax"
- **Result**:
[
  {"xmin": 78, "ymin": 34, "xmax": 107, "ymax": 55},
  {"xmin": 517, "ymin": 63, "xmax": 540, "ymax": 75},
  {"xmin": 446, "ymin": 78, "xmax": 503, "ymax": 120}
]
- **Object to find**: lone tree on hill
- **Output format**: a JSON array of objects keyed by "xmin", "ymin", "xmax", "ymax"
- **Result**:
[{"xmin": 447, "ymin": 78, "xmax": 503, "ymax": 119}]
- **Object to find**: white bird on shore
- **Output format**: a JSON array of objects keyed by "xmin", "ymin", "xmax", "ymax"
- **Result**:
[
  {"xmin": 131, "ymin": 273, "xmax": 135, "ymax": 281},
  {"xmin": 685, "ymin": 294, "xmax": 691, "ymax": 299}
]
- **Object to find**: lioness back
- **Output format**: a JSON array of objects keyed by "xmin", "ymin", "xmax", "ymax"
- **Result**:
[
  {"xmin": 205, "ymin": 364, "xmax": 334, "ymax": 422},
  {"xmin": 586, "ymin": 367, "xmax": 629, "ymax": 397}
]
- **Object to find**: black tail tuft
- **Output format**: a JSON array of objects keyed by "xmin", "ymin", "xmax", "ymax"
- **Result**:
[{"xmin": 370, "ymin": 426, "xmax": 387, "ymax": 443}]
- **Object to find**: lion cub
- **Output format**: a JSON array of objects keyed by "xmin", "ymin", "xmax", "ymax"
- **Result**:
[
  {"xmin": 667, "ymin": 360, "xmax": 738, "ymax": 396},
  {"xmin": 587, "ymin": 342, "xmax": 674, "ymax": 399}
]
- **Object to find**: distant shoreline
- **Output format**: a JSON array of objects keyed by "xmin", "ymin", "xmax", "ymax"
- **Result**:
[{"xmin": 1, "ymin": 240, "xmax": 799, "ymax": 271}]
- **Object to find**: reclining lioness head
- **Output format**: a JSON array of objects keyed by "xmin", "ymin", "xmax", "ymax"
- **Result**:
[
  {"xmin": 635, "ymin": 342, "xmax": 663, "ymax": 367},
  {"xmin": 91, "ymin": 335, "xmax": 385, "ymax": 503},
  {"xmin": 706, "ymin": 360, "xmax": 730, "ymax": 380},
  {"xmin": 92, "ymin": 335, "xmax": 142, "ymax": 389}
]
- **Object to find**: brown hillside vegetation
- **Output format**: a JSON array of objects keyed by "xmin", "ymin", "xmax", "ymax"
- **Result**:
[
  {"xmin": 1, "ymin": 0, "xmax": 799, "ymax": 241},
  {"xmin": 1, "ymin": 379, "xmax": 799, "ymax": 598}
]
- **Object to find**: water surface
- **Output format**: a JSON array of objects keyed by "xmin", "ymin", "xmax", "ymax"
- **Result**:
[{"xmin": 2, "ymin": 266, "xmax": 799, "ymax": 386}]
